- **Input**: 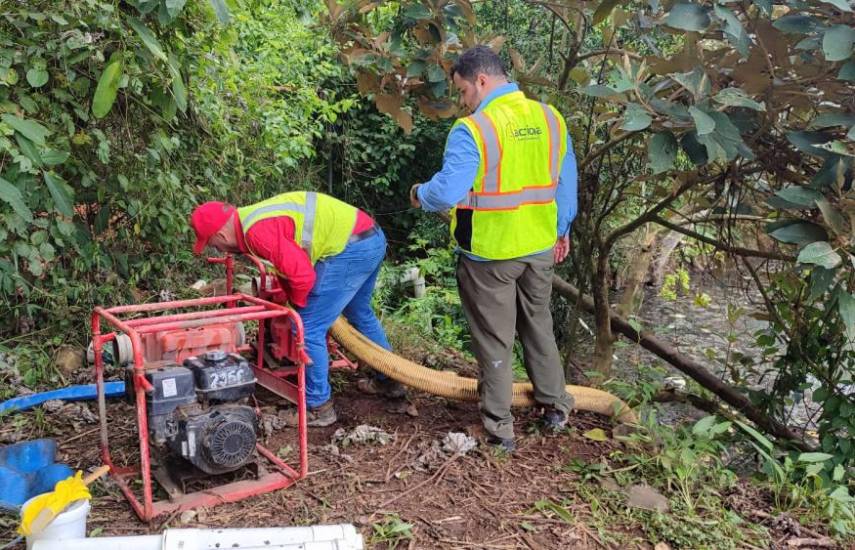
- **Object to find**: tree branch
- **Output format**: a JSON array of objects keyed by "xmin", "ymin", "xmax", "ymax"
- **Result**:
[
  {"xmin": 575, "ymin": 48, "xmax": 643, "ymax": 63},
  {"xmin": 652, "ymin": 216, "xmax": 796, "ymax": 262},
  {"xmin": 580, "ymin": 130, "xmax": 640, "ymax": 171},
  {"xmin": 551, "ymin": 276, "xmax": 813, "ymax": 450},
  {"xmin": 604, "ymin": 172, "xmax": 706, "ymax": 251}
]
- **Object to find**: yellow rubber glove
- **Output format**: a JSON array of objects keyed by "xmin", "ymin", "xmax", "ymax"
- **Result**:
[{"xmin": 18, "ymin": 471, "xmax": 92, "ymax": 536}]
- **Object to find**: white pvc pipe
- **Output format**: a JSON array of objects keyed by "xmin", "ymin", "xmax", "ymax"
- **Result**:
[{"xmin": 32, "ymin": 526, "xmax": 363, "ymax": 550}]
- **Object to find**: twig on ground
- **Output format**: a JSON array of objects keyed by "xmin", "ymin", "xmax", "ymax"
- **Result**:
[{"xmin": 372, "ymin": 452, "xmax": 461, "ymax": 515}]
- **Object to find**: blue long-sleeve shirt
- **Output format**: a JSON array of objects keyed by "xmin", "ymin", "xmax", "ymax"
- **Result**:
[{"xmin": 417, "ymin": 83, "xmax": 578, "ymax": 247}]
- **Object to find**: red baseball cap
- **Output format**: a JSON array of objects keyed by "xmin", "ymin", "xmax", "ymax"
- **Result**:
[{"xmin": 190, "ymin": 201, "xmax": 236, "ymax": 255}]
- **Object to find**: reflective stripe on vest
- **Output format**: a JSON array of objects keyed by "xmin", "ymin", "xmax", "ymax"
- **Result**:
[
  {"xmin": 457, "ymin": 103, "xmax": 561, "ymax": 211},
  {"xmin": 470, "ymin": 112, "xmax": 502, "ymax": 193},
  {"xmin": 242, "ymin": 192, "xmax": 318, "ymax": 256},
  {"xmin": 302, "ymin": 191, "xmax": 317, "ymax": 251},
  {"xmin": 541, "ymin": 103, "xmax": 560, "ymax": 184},
  {"xmin": 238, "ymin": 191, "xmax": 358, "ymax": 264},
  {"xmin": 457, "ymin": 184, "xmax": 557, "ymax": 210}
]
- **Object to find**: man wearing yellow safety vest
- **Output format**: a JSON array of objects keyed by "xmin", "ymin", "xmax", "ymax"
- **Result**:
[
  {"xmin": 410, "ymin": 46, "xmax": 577, "ymax": 452},
  {"xmin": 189, "ymin": 192, "xmax": 405, "ymax": 426}
]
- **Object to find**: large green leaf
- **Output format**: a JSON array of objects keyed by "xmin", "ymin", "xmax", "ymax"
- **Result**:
[
  {"xmin": 798, "ymin": 241, "xmax": 842, "ymax": 269},
  {"xmin": 26, "ymin": 68, "xmax": 48, "ymax": 88},
  {"xmin": 772, "ymin": 14, "xmax": 817, "ymax": 34},
  {"xmin": 593, "ymin": 0, "xmax": 622, "ymax": 26},
  {"xmin": 752, "ymin": 0, "xmax": 772, "ymax": 16},
  {"xmin": 426, "ymin": 64, "xmax": 445, "ymax": 83},
  {"xmin": 816, "ymin": 197, "xmax": 847, "ymax": 235},
  {"xmin": 127, "ymin": 16, "xmax": 168, "ymax": 62},
  {"xmin": 774, "ymin": 186, "xmax": 823, "ymax": 207},
  {"xmin": 689, "ymin": 106, "xmax": 716, "ymax": 135},
  {"xmin": 167, "ymin": 54, "xmax": 187, "ymax": 113},
  {"xmin": 839, "ymin": 291, "xmax": 855, "ymax": 341},
  {"xmin": 1, "ymin": 114, "xmax": 51, "ymax": 145},
  {"xmin": 165, "ymin": 0, "xmax": 187, "ymax": 18},
  {"xmin": 820, "ymin": 0, "xmax": 852, "ymax": 12},
  {"xmin": 714, "ymin": 5, "xmax": 749, "ymax": 56},
  {"xmin": 666, "ymin": 3, "xmax": 710, "ymax": 32},
  {"xmin": 796, "ymin": 452, "xmax": 834, "ymax": 463},
  {"xmin": 43, "ymin": 171, "xmax": 74, "ymax": 217},
  {"xmin": 713, "ymin": 88, "xmax": 765, "ymax": 111},
  {"xmin": 579, "ymin": 84, "xmax": 621, "ymax": 97},
  {"xmin": 673, "ymin": 68, "xmax": 710, "ymax": 99},
  {"xmin": 809, "ymin": 267, "xmax": 836, "ymax": 301},
  {"xmin": 620, "ymin": 103, "xmax": 652, "ymax": 131},
  {"xmin": 811, "ymin": 113, "xmax": 855, "ymax": 129},
  {"xmin": 681, "ymin": 131, "xmax": 708, "ymax": 165},
  {"xmin": 648, "ymin": 132, "xmax": 678, "ymax": 174},
  {"xmin": 823, "ymin": 25, "xmax": 855, "ymax": 62},
  {"xmin": 403, "ymin": 4, "xmax": 432, "ymax": 20},
  {"xmin": 0, "ymin": 176, "xmax": 33, "ymax": 222},
  {"xmin": 92, "ymin": 57, "xmax": 124, "ymax": 119},
  {"xmin": 697, "ymin": 111, "xmax": 746, "ymax": 162},
  {"xmin": 787, "ymin": 131, "xmax": 833, "ymax": 158},
  {"xmin": 208, "ymin": 0, "xmax": 231, "ymax": 24},
  {"xmin": 15, "ymin": 134, "xmax": 43, "ymax": 167},
  {"xmin": 840, "ymin": 61, "xmax": 855, "ymax": 81},
  {"xmin": 767, "ymin": 221, "xmax": 828, "ymax": 245}
]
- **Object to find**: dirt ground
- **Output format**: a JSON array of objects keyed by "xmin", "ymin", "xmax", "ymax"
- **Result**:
[
  {"xmin": 0, "ymin": 369, "xmax": 844, "ymax": 549},
  {"xmin": 0, "ymin": 369, "xmax": 622, "ymax": 549}
]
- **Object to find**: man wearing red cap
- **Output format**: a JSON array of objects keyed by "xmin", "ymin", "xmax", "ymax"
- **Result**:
[{"xmin": 190, "ymin": 191, "xmax": 404, "ymax": 426}]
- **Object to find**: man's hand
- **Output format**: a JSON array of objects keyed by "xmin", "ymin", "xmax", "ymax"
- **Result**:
[
  {"xmin": 409, "ymin": 183, "xmax": 421, "ymax": 208},
  {"xmin": 554, "ymin": 234, "xmax": 571, "ymax": 264}
]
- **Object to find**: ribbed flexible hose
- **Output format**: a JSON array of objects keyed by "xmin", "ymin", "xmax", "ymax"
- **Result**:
[{"xmin": 331, "ymin": 318, "xmax": 637, "ymax": 423}]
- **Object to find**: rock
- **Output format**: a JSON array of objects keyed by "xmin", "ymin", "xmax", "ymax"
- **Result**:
[
  {"xmin": 441, "ymin": 432, "xmax": 477, "ymax": 455},
  {"xmin": 654, "ymin": 543, "xmax": 671, "ymax": 550},
  {"xmin": 333, "ymin": 424, "xmax": 394, "ymax": 447},
  {"xmin": 625, "ymin": 484, "xmax": 669, "ymax": 513},
  {"xmin": 42, "ymin": 399, "xmax": 65, "ymax": 413},
  {"xmin": 179, "ymin": 510, "xmax": 197, "ymax": 524},
  {"xmin": 55, "ymin": 346, "xmax": 83, "ymax": 377},
  {"xmin": 321, "ymin": 443, "xmax": 352, "ymax": 462},
  {"xmin": 599, "ymin": 476, "xmax": 620, "ymax": 492}
]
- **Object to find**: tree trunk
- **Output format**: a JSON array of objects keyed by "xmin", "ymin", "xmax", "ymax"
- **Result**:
[
  {"xmin": 552, "ymin": 275, "xmax": 812, "ymax": 449},
  {"xmin": 617, "ymin": 225, "xmax": 661, "ymax": 317},
  {"xmin": 650, "ymin": 229, "xmax": 687, "ymax": 287},
  {"xmin": 591, "ymin": 251, "xmax": 614, "ymax": 376}
]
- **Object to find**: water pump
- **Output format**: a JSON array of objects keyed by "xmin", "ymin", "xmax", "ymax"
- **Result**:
[{"xmin": 131, "ymin": 350, "xmax": 258, "ymax": 475}]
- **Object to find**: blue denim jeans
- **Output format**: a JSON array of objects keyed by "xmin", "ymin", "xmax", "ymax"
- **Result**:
[{"xmin": 296, "ymin": 229, "xmax": 391, "ymax": 408}]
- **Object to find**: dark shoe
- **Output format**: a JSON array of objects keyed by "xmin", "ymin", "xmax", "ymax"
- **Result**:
[
  {"xmin": 542, "ymin": 406, "xmax": 568, "ymax": 432},
  {"xmin": 282, "ymin": 400, "xmax": 337, "ymax": 427},
  {"xmin": 357, "ymin": 377, "xmax": 406, "ymax": 399},
  {"xmin": 486, "ymin": 434, "xmax": 515, "ymax": 453}
]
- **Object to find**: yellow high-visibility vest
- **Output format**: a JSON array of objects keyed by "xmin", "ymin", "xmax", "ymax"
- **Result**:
[
  {"xmin": 237, "ymin": 191, "xmax": 357, "ymax": 264},
  {"xmin": 450, "ymin": 91, "xmax": 568, "ymax": 260}
]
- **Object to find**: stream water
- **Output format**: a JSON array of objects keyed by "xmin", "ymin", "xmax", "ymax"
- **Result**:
[{"xmin": 576, "ymin": 269, "xmax": 824, "ymax": 430}]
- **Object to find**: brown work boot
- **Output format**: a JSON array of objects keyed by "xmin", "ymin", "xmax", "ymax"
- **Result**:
[
  {"xmin": 357, "ymin": 378, "xmax": 415, "ymax": 415},
  {"xmin": 282, "ymin": 400, "xmax": 337, "ymax": 427},
  {"xmin": 357, "ymin": 377, "xmax": 406, "ymax": 399}
]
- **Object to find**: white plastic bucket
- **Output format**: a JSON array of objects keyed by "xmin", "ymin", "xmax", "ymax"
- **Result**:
[{"xmin": 22, "ymin": 497, "xmax": 91, "ymax": 550}]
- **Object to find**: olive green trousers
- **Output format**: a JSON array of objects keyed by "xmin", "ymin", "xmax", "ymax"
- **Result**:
[{"xmin": 456, "ymin": 250, "xmax": 574, "ymax": 440}]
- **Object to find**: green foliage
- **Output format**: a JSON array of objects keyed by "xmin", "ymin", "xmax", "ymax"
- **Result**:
[
  {"xmin": 370, "ymin": 514, "xmax": 414, "ymax": 549},
  {"xmin": 376, "ymin": 241, "xmax": 470, "ymax": 353},
  {"xmin": 659, "ymin": 267, "xmax": 690, "ymax": 301},
  {"xmin": 555, "ymin": 414, "xmax": 769, "ymax": 548},
  {"xmin": 0, "ymin": 0, "xmax": 354, "ymax": 339},
  {"xmin": 735, "ymin": 419, "xmax": 855, "ymax": 535}
]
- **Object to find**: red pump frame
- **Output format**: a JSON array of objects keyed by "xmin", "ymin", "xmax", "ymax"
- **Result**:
[
  {"xmin": 242, "ymin": 255, "xmax": 358, "ymax": 371},
  {"xmin": 92, "ymin": 261, "xmax": 309, "ymax": 521}
]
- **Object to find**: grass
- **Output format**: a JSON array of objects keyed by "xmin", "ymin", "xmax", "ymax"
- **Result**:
[{"xmin": 370, "ymin": 514, "xmax": 414, "ymax": 549}]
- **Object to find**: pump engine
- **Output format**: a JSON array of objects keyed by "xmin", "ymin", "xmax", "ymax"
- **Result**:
[{"xmin": 130, "ymin": 350, "xmax": 258, "ymax": 475}]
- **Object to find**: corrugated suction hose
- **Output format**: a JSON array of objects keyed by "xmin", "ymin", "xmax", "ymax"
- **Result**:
[{"xmin": 331, "ymin": 318, "xmax": 637, "ymax": 423}]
